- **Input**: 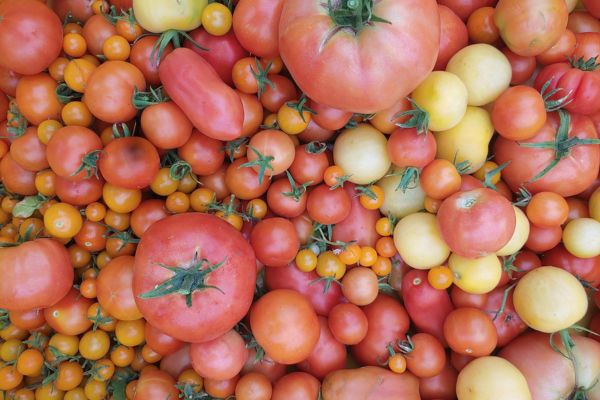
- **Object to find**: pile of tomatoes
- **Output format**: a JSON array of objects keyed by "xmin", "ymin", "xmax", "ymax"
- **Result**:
[{"xmin": 0, "ymin": 0, "xmax": 600, "ymax": 399}]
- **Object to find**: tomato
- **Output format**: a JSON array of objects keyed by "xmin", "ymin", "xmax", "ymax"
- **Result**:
[
  {"xmin": 536, "ymin": 29, "xmax": 577, "ymax": 65},
  {"xmin": 0, "ymin": 0, "xmax": 62, "ymax": 75},
  {"xmin": 185, "ymin": 28, "xmax": 247, "ymax": 86},
  {"xmin": 10, "ymin": 127, "xmax": 49, "ymax": 172},
  {"xmin": 55, "ymin": 175, "xmax": 104, "ymax": 206},
  {"xmin": 264, "ymin": 263, "xmax": 345, "ymax": 316},
  {"xmin": 387, "ymin": 127, "xmax": 437, "ymax": 170},
  {"xmin": 96, "ymin": 256, "xmax": 142, "ymax": 321},
  {"xmin": 44, "ymin": 288, "xmax": 93, "ymax": 335},
  {"xmin": 135, "ymin": 368, "xmax": 179, "ymax": 400},
  {"xmin": 144, "ymin": 323, "xmax": 183, "ymax": 356},
  {"xmin": 81, "ymin": 15, "xmax": 115, "ymax": 58},
  {"xmin": 393, "ymin": 212, "xmax": 450, "ymax": 269},
  {"xmin": 321, "ymin": 367, "xmax": 420, "ymax": 400},
  {"xmin": 327, "ymin": 303, "xmax": 368, "ymax": 345},
  {"xmin": 437, "ymin": 0, "xmax": 496, "ymax": 21},
  {"xmin": 133, "ymin": 213, "xmax": 256, "ymax": 343},
  {"xmin": 130, "ymin": 199, "xmax": 168, "ymax": 238},
  {"xmin": 333, "ymin": 124, "xmax": 391, "ymax": 184},
  {"xmin": 563, "ymin": 217, "xmax": 600, "ymax": 258},
  {"xmin": 568, "ymin": 11, "xmax": 600, "ymax": 34},
  {"xmin": 235, "ymin": 372, "xmax": 273, "ymax": 400},
  {"xmin": 132, "ymin": 0, "xmax": 206, "ymax": 32},
  {"xmin": 160, "ymin": 48, "xmax": 243, "ymax": 141},
  {"xmin": 492, "ymin": 85, "xmax": 547, "ymax": 141},
  {"xmin": 250, "ymin": 218, "xmax": 299, "ymax": 268},
  {"xmin": 247, "ymin": 129, "xmax": 295, "ymax": 179},
  {"xmin": 444, "ymin": 307, "xmax": 498, "ymax": 356},
  {"xmin": 267, "ymin": 177, "xmax": 307, "ymax": 218},
  {"xmin": 526, "ymin": 191, "xmax": 569, "ymax": 227},
  {"xmin": 232, "ymin": 0, "xmax": 283, "ymax": 58},
  {"xmin": 189, "ymin": 329, "xmax": 247, "ymax": 380},
  {"xmin": 0, "ymin": 239, "xmax": 73, "ymax": 311},
  {"xmin": 332, "ymin": 183, "xmax": 381, "ymax": 248},
  {"xmin": 297, "ymin": 316, "xmax": 346, "ymax": 379},
  {"xmin": 250, "ymin": 289, "xmax": 320, "ymax": 365},
  {"xmin": 225, "ymin": 157, "xmax": 269, "ymax": 200},
  {"xmin": 44, "ymin": 202, "xmax": 83, "ymax": 239},
  {"xmin": 466, "ymin": 6, "xmax": 499, "ymax": 44},
  {"xmin": 457, "ymin": 356, "xmax": 531, "ymax": 400},
  {"xmin": 583, "ymin": 0, "xmax": 600, "ymax": 18},
  {"xmin": 397, "ymin": 333, "xmax": 445, "ymax": 378},
  {"xmin": 402, "ymin": 269, "xmax": 453, "ymax": 347},
  {"xmin": 352, "ymin": 294, "xmax": 410, "ymax": 366},
  {"xmin": 242, "ymin": 349, "xmax": 286, "ymax": 384},
  {"xmin": 84, "ymin": 61, "xmax": 146, "ymax": 123},
  {"xmin": 99, "ymin": 137, "xmax": 159, "ymax": 189},
  {"xmin": 46, "ymin": 126, "xmax": 103, "ymax": 181},
  {"xmin": 572, "ymin": 32, "xmax": 600, "ymax": 61},
  {"xmin": 494, "ymin": 112, "xmax": 600, "ymax": 197},
  {"xmin": 238, "ymin": 91, "xmax": 264, "ymax": 137},
  {"xmin": 15, "ymin": 73, "xmax": 62, "ymax": 126},
  {"xmin": 130, "ymin": 36, "xmax": 172, "ymax": 86},
  {"xmin": 305, "ymin": 184, "xmax": 350, "ymax": 225},
  {"xmin": 497, "ymin": 206, "xmax": 530, "ymax": 256},
  {"xmin": 479, "ymin": 286, "xmax": 527, "ymax": 347},
  {"xmin": 48, "ymin": 0, "xmax": 94, "ymax": 22},
  {"xmin": 308, "ymin": 99, "xmax": 352, "ymax": 131},
  {"xmin": 289, "ymin": 144, "xmax": 329, "ymax": 186},
  {"xmin": 341, "ymin": 267, "xmax": 378, "ymax": 306},
  {"xmin": 271, "ymin": 372, "xmax": 320, "ymax": 400},
  {"xmin": 260, "ymin": 75, "xmax": 298, "ymax": 113},
  {"xmin": 0, "ymin": 153, "xmax": 37, "ymax": 195},
  {"xmin": 502, "ymin": 48, "xmax": 537, "ymax": 85},
  {"xmin": 419, "ymin": 362, "xmax": 459, "ymax": 400},
  {"xmin": 9, "ymin": 309, "xmax": 45, "ymax": 331},
  {"xmin": 279, "ymin": 0, "xmax": 438, "ymax": 113},
  {"xmin": 435, "ymin": 5, "xmax": 469, "ymax": 70}
]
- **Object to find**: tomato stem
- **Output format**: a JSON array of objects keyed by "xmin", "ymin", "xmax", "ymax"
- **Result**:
[
  {"xmin": 569, "ymin": 56, "xmax": 600, "ymax": 72},
  {"xmin": 72, "ymin": 150, "xmax": 102, "ymax": 180},
  {"xmin": 252, "ymin": 58, "xmax": 275, "ymax": 98},
  {"xmin": 222, "ymin": 137, "xmax": 248, "ymax": 163},
  {"xmin": 131, "ymin": 86, "xmax": 168, "ymax": 110},
  {"xmin": 394, "ymin": 98, "xmax": 430, "ymax": 134},
  {"xmin": 391, "ymin": 167, "xmax": 420, "ymax": 192},
  {"xmin": 286, "ymin": 94, "xmax": 317, "ymax": 123},
  {"xmin": 327, "ymin": 0, "xmax": 391, "ymax": 33},
  {"xmin": 482, "ymin": 161, "xmax": 511, "ymax": 192},
  {"xmin": 150, "ymin": 30, "xmax": 208, "ymax": 66},
  {"xmin": 239, "ymin": 146, "xmax": 274, "ymax": 185},
  {"xmin": 282, "ymin": 171, "xmax": 312, "ymax": 202},
  {"xmin": 56, "ymin": 83, "xmax": 83, "ymax": 104},
  {"xmin": 540, "ymin": 79, "xmax": 573, "ymax": 112}
]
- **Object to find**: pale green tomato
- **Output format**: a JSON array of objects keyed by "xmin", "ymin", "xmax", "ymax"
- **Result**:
[
  {"xmin": 411, "ymin": 71, "xmax": 468, "ymax": 132},
  {"xmin": 133, "ymin": 0, "xmax": 208, "ymax": 33},
  {"xmin": 377, "ymin": 167, "xmax": 425, "ymax": 219},
  {"xmin": 514, "ymin": 266, "xmax": 588, "ymax": 333},
  {"xmin": 562, "ymin": 218, "xmax": 600, "ymax": 258},
  {"xmin": 457, "ymin": 357, "xmax": 532, "ymax": 400},
  {"xmin": 446, "ymin": 44, "xmax": 512, "ymax": 106},
  {"xmin": 393, "ymin": 212, "xmax": 450, "ymax": 270},
  {"xmin": 449, "ymin": 253, "xmax": 501, "ymax": 294},
  {"xmin": 333, "ymin": 124, "xmax": 391, "ymax": 185},
  {"xmin": 497, "ymin": 206, "xmax": 529, "ymax": 256},
  {"xmin": 434, "ymin": 106, "xmax": 494, "ymax": 174}
]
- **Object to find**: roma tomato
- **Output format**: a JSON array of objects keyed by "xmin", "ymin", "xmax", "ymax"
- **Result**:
[
  {"xmin": 159, "ymin": 48, "xmax": 244, "ymax": 141},
  {"xmin": 232, "ymin": 0, "xmax": 283, "ymax": 58},
  {"xmin": 97, "ymin": 256, "xmax": 143, "ymax": 321},
  {"xmin": 0, "ymin": 239, "xmax": 73, "ymax": 311},
  {"xmin": 321, "ymin": 367, "xmax": 420, "ymax": 400},
  {"xmin": 279, "ymin": 0, "xmax": 439, "ymax": 113},
  {"xmin": 133, "ymin": 213, "xmax": 257, "ymax": 343},
  {"xmin": 0, "ymin": 0, "xmax": 62, "ymax": 75}
]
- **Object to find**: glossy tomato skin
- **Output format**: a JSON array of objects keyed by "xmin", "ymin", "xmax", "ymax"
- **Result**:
[
  {"xmin": 437, "ymin": 188, "xmax": 516, "ymax": 258},
  {"xmin": 185, "ymin": 28, "xmax": 248, "ymax": 86},
  {"xmin": 306, "ymin": 184, "xmax": 351, "ymax": 225},
  {"xmin": 190, "ymin": 329, "xmax": 248, "ymax": 380},
  {"xmin": 130, "ymin": 36, "xmax": 173, "ymax": 86},
  {"xmin": 145, "ymin": 323, "xmax": 184, "ymax": 356},
  {"xmin": 332, "ymin": 183, "xmax": 381, "ymax": 248},
  {"xmin": 543, "ymin": 244, "xmax": 600, "ymax": 286},
  {"xmin": 437, "ymin": 0, "xmax": 496, "ymax": 21},
  {"xmin": 159, "ymin": 48, "xmax": 244, "ymax": 141},
  {"xmin": 48, "ymin": 0, "xmax": 94, "ymax": 22},
  {"xmin": 322, "ymin": 367, "xmax": 420, "ymax": 400},
  {"xmin": 402, "ymin": 269, "xmax": 454, "ymax": 345},
  {"xmin": 131, "ymin": 199, "xmax": 169, "ymax": 238},
  {"xmin": 289, "ymin": 144, "xmax": 330, "ymax": 186},
  {"xmin": 99, "ymin": 137, "xmax": 160, "ymax": 189},
  {"xmin": 55, "ymin": 175, "xmax": 104, "ymax": 206},
  {"xmin": 177, "ymin": 130, "xmax": 224, "ymax": 176},
  {"xmin": 0, "ymin": 0, "xmax": 63, "ymax": 75},
  {"xmin": 419, "ymin": 361, "xmax": 459, "ymax": 400},
  {"xmin": 10, "ymin": 127, "xmax": 49, "ymax": 172},
  {"xmin": 297, "ymin": 317, "xmax": 347, "ymax": 379},
  {"xmin": 141, "ymin": 101, "xmax": 193, "ymax": 150},
  {"xmin": 232, "ymin": 0, "xmax": 283, "ymax": 58},
  {"xmin": 279, "ymin": 0, "xmax": 440, "ymax": 113},
  {"xmin": 494, "ymin": 112, "xmax": 600, "ymax": 197},
  {"xmin": 133, "ymin": 213, "xmax": 257, "ymax": 343},
  {"xmin": 83, "ymin": 14, "xmax": 117, "ymax": 57},
  {"xmin": 264, "ymin": 263, "xmax": 345, "ymax": 316},
  {"xmin": 271, "ymin": 372, "xmax": 320, "ymax": 400},
  {"xmin": 352, "ymin": 294, "xmax": 410, "ymax": 366},
  {"xmin": 0, "ymin": 239, "xmax": 73, "ymax": 311}
]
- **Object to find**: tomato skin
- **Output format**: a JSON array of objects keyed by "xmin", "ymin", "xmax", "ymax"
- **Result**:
[
  {"xmin": 44, "ymin": 288, "xmax": 93, "ymax": 336},
  {"xmin": 0, "ymin": 0, "xmax": 62, "ymax": 75},
  {"xmin": 306, "ymin": 184, "xmax": 351, "ymax": 225},
  {"xmin": 572, "ymin": 32, "xmax": 600, "ymax": 61},
  {"xmin": 387, "ymin": 127, "xmax": 437, "ymax": 168},
  {"xmin": 99, "ymin": 137, "xmax": 160, "ymax": 189},
  {"xmin": 543, "ymin": 244, "xmax": 600, "ymax": 286},
  {"xmin": 190, "ymin": 329, "xmax": 248, "ymax": 380},
  {"xmin": 491, "ymin": 85, "xmax": 546, "ymax": 141},
  {"xmin": 435, "ymin": 5, "xmax": 469, "ymax": 71},
  {"xmin": 264, "ymin": 263, "xmax": 345, "ymax": 316},
  {"xmin": 321, "ymin": 367, "xmax": 420, "ymax": 400},
  {"xmin": 15, "ymin": 73, "xmax": 62, "ymax": 126},
  {"xmin": 443, "ymin": 307, "xmax": 498, "ymax": 357},
  {"xmin": 48, "ymin": 0, "xmax": 94, "ymax": 23},
  {"xmin": 309, "ymin": 99, "xmax": 353, "ymax": 131},
  {"xmin": 10, "ymin": 127, "xmax": 49, "ymax": 172},
  {"xmin": 141, "ymin": 102, "xmax": 193, "ymax": 150},
  {"xmin": 582, "ymin": 0, "xmax": 600, "ymax": 19},
  {"xmin": 135, "ymin": 368, "xmax": 179, "ymax": 400},
  {"xmin": 144, "ymin": 323, "xmax": 184, "ymax": 356},
  {"xmin": 279, "ymin": 0, "xmax": 440, "ymax": 113},
  {"xmin": 9, "ymin": 308, "xmax": 45, "ymax": 330},
  {"xmin": 232, "ymin": 0, "xmax": 283, "ymax": 58},
  {"xmin": 133, "ymin": 213, "xmax": 257, "ymax": 344},
  {"xmin": 271, "ymin": 372, "xmax": 320, "ymax": 400},
  {"xmin": 267, "ymin": 177, "xmax": 307, "ymax": 218},
  {"xmin": 332, "ymin": 183, "xmax": 381, "ymax": 248},
  {"xmin": 328, "ymin": 303, "xmax": 368, "ymax": 345},
  {"xmin": 250, "ymin": 217, "xmax": 300, "ymax": 267},
  {"xmin": 402, "ymin": 269, "xmax": 454, "ymax": 345},
  {"xmin": 536, "ymin": 29, "xmax": 577, "ymax": 65},
  {"xmin": 297, "ymin": 317, "xmax": 347, "ymax": 379},
  {"xmin": 494, "ymin": 112, "xmax": 600, "ymax": 197},
  {"xmin": 159, "ymin": 48, "xmax": 244, "ymax": 141},
  {"xmin": 55, "ymin": 175, "xmax": 103, "ymax": 206},
  {"xmin": 352, "ymin": 294, "xmax": 410, "ymax": 366},
  {"xmin": 437, "ymin": 0, "xmax": 496, "ymax": 21},
  {"xmin": 0, "ymin": 153, "xmax": 36, "ymax": 195},
  {"xmin": 501, "ymin": 48, "xmax": 537, "ymax": 85},
  {"xmin": 288, "ymin": 144, "xmax": 330, "ymax": 186},
  {"xmin": 242, "ymin": 349, "xmax": 287, "ymax": 384},
  {"xmin": 0, "ymin": 239, "xmax": 73, "ymax": 311},
  {"xmin": 130, "ymin": 36, "xmax": 173, "ymax": 86},
  {"xmin": 225, "ymin": 157, "xmax": 270, "ymax": 200},
  {"xmin": 185, "ymin": 28, "xmax": 248, "ymax": 86},
  {"xmin": 46, "ymin": 126, "xmax": 103, "ymax": 181},
  {"xmin": 419, "ymin": 361, "xmax": 459, "ymax": 400},
  {"xmin": 479, "ymin": 286, "xmax": 527, "ymax": 347},
  {"xmin": 97, "ymin": 256, "xmax": 143, "ymax": 321},
  {"xmin": 85, "ymin": 61, "xmax": 146, "ymax": 123},
  {"xmin": 0, "ymin": 66, "xmax": 20, "ymax": 97},
  {"xmin": 130, "ymin": 199, "xmax": 169, "ymax": 238}
]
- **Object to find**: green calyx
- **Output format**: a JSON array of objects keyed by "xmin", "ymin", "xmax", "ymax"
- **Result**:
[
  {"xmin": 72, "ymin": 150, "xmax": 102, "ymax": 180},
  {"xmin": 56, "ymin": 83, "xmax": 83, "ymax": 104},
  {"xmin": 281, "ymin": 171, "xmax": 312, "ymax": 202},
  {"xmin": 252, "ymin": 58, "xmax": 274, "ymax": 98},
  {"xmin": 150, "ymin": 29, "xmax": 208, "ymax": 66},
  {"xmin": 286, "ymin": 94, "xmax": 317, "ymax": 123},
  {"xmin": 138, "ymin": 251, "xmax": 226, "ymax": 308},
  {"xmin": 569, "ymin": 56, "xmax": 600, "ymax": 72},
  {"xmin": 395, "ymin": 98, "xmax": 430, "ymax": 135},
  {"xmin": 327, "ymin": 0, "xmax": 391, "ymax": 33},
  {"xmin": 131, "ymin": 86, "xmax": 168, "ymax": 110},
  {"xmin": 239, "ymin": 146, "xmax": 274, "ymax": 185},
  {"xmin": 539, "ymin": 79, "xmax": 573, "ymax": 112}
]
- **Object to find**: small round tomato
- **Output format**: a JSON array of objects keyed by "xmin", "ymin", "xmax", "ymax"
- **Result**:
[
  {"xmin": 250, "ymin": 217, "xmax": 299, "ymax": 267},
  {"xmin": 443, "ymin": 307, "xmax": 497, "ymax": 356},
  {"xmin": 420, "ymin": 159, "xmax": 461, "ymax": 200},
  {"xmin": 201, "ymin": 3, "xmax": 232, "ymax": 36},
  {"xmin": 327, "ymin": 303, "xmax": 368, "ymax": 345},
  {"xmin": 63, "ymin": 33, "xmax": 87, "ymax": 58},
  {"xmin": 492, "ymin": 86, "xmax": 547, "ymax": 141},
  {"xmin": 43, "ymin": 202, "xmax": 83, "ymax": 238},
  {"xmin": 526, "ymin": 191, "xmax": 569, "ymax": 227},
  {"xmin": 428, "ymin": 265, "xmax": 454, "ymax": 290},
  {"xmin": 341, "ymin": 267, "xmax": 378, "ymax": 306},
  {"xmin": 306, "ymin": 185, "xmax": 351, "ymax": 225},
  {"xmin": 562, "ymin": 218, "xmax": 600, "ymax": 258},
  {"xmin": 102, "ymin": 183, "xmax": 141, "ymax": 213},
  {"xmin": 102, "ymin": 35, "xmax": 130, "ymax": 61}
]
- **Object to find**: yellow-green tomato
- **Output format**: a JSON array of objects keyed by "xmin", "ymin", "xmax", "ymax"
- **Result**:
[
  {"xmin": 393, "ymin": 212, "xmax": 450, "ymax": 270},
  {"xmin": 377, "ymin": 167, "xmax": 425, "ymax": 219},
  {"xmin": 514, "ymin": 266, "xmax": 588, "ymax": 333},
  {"xmin": 588, "ymin": 187, "xmax": 600, "ymax": 221},
  {"xmin": 457, "ymin": 356, "xmax": 532, "ymax": 400},
  {"xmin": 446, "ymin": 43, "xmax": 512, "ymax": 106},
  {"xmin": 133, "ymin": 0, "xmax": 208, "ymax": 33},
  {"xmin": 497, "ymin": 206, "xmax": 530, "ymax": 256},
  {"xmin": 434, "ymin": 106, "xmax": 494, "ymax": 174},
  {"xmin": 562, "ymin": 218, "xmax": 600, "ymax": 258},
  {"xmin": 333, "ymin": 124, "xmax": 391, "ymax": 185},
  {"xmin": 411, "ymin": 71, "xmax": 468, "ymax": 132},
  {"xmin": 449, "ymin": 253, "xmax": 501, "ymax": 294}
]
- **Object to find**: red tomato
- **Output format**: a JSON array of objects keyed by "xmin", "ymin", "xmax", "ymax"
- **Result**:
[
  {"xmin": 159, "ymin": 344, "xmax": 192, "ymax": 378},
  {"xmin": 443, "ymin": 307, "xmax": 497, "ymax": 356},
  {"xmin": 97, "ymin": 256, "xmax": 143, "ymax": 321},
  {"xmin": 400, "ymin": 333, "xmax": 446, "ymax": 378},
  {"xmin": 332, "ymin": 183, "xmax": 381, "ymax": 248},
  {"xmin": 0, "ymin": 239, "xmax": 73, "ymax": 311},
  {"xmin": 321, "ymin": 367, "xmax": 420, "ymax": 400},
  {"xmin": 135, "ymin": 368, "xmax": 179, "ymax": 400},
  {"xmin": 271, "ymin": 372, "xmax": 320, "ymax": 400},
  {"xmin": 297, "ymin": 317, "xmax": 347, "ymax": 379},
  {"xmin": 225, "ymin": 157, "xmax": 270, "ymax": 200},
  {"xmin": 267, "ymin": 177, "xmax": 308, "ymax": 218},
  {"xmin": 55, "ymin": 175, "xmax": 104, "ymax": 206},
  {"xmin": 159, "ymin": 48, "xmax": 244, "ymax": 141},
  {"xmin": 451, "ymin": 286, "xmax": 488, "ymax": 309},
  {"xmin": 241, "ymin": 349, "xmax": 287, "ymax": 384},
  {"xmin": 306, "ymin": 184, "xmax": 351, "ymax": 225},
  {"xmin": 402, "ymin": 269, "xmax": 454, "ymax": 345},
  {"xmin": 543, "ymin": 244, "xmax": 600, "ymax": 286},
  {"xmin": 479, "ymin": 286, "xmax": 527, "ymax": 347},
  {"xmin": 494, "ymin": 112, "xmax": 600, "ymax": 197},
  {"xmin": 82, "ymin": 14, "xmax": 116, "ymax": 57},
  {"xmin": 491, "ymin": 85, "xmax": 547, "ymax": 141},
  {"xmin": 0, "ymin": 0, "xmax": 62, "ymax": 75},
  {"xmin": 46, "ymin": 126, "xmax": 103, "ymax": 181},
  {"xmin": 48, "ymin": 0, "xmax": 94, "ymax": 22},
  {"xmin": 130, "ymin": 36, "xmax": 173, "ymax": 86},
  {"xmin": 259, "ymin": 74, "xmax": 298, "ymax": 113},
  {"xmin": 419, "ymin": 362, "xmax": 459, "ymax": 400},
  {"xmin": 190, "ymin": 329, "xmax": 248, "ymax": 380},
  {"xmin": 0, "ymin": 153, "xmax": 37, "ymax": 195},
  {"xmin": 44, "ymin": 288, "xmax": 93, "ymax": 336},
  {"xmin": 437, "ymin": 188, "xmax": 516, "ymax": 258},
  {"xmin": 328, "ymin": 303, "xmax": 368, "ymax": 345},
  {"xmin": 288, "ymin": 144, "xmax": 330, "ymax": 186},
  {"xmin": 99, "ymin": 137, "xmax": 159, "ymax": 189},
  {"xmin": 250, "ymin": 217, "xmax": 300, "ymax": 268},
  {"xmin": 177, "ymin": 130, "xmax": 225, "ymax": 176},
  {"xmin": 0, "ymin": 66, "xmax": 20, "ymax": 97},
  {"xmin": 309, "ymin": 99, "xmax": 353, "ymax": 131},
  {"xmin": 145, "ymin": 323, "xmax": 184, "ymax": 356},
  {"xmin": 279, "ymin": 0, "xmax": 440, "ymax": 113},
  {"xmin": 536, "ymin": 29, "xmax": 577, "ymax": 65},
  {"xmin": 247, "ymin": 129, "xmax": 296, "ymax": 178},
  {"xmin": 133, "ymin": 213, "xmax": 257, "ymax": 343},
  {"xmin": 352, "ymin": 294, "xmax": 410, "ymax": 366},
  {"xmin": 387, "ymin": 127, "xmax": 437, "ymax": 168},
  {"xmin": 232, "ymin": 0, "xmax": 283, "ymax": 58},
  {"xmin": 185, "ymin": 28, "xmax": 248, "ymax": 86},
  {"xmin": 10, "ymin": 127, "xmax": 49, "ymax": 172},
  {"xmin": 572, "ymin": 32, "xmax": 600, "ymax": 61},
  {"xmin": 501, "ymin": 48, "xmax": 537, "ymax": 85},
  {"xmin": 15, "ymin": 73, "xmax": 62, "ymax": 126},
  {"xmin": 568, "ymin": 11, "xmax": 600, "ymax": 34},
  {"xmin": 582, "ymin": 0, "xmax": 600, "ymax": 19},
  {"xmin": 141, "ymin": 102, "xmax": 193, "ymax": 150},
  {"xmin": 130, "ymin": 199, "xmax": 169, "ymax": 238},
  {"xmin": 250, "ymin": 289, "xmax": 320, "ymax": 365},
  {"xmin": 525, "ymin": 224, "xmax": 563, "ymax": 253},
  {"xmin": 435, "ymin": 5, "xmax": 469, "ymax": 70},
  {"xmin": 437, "ymin": 0, "xmax": 496, "ymax": 21}
]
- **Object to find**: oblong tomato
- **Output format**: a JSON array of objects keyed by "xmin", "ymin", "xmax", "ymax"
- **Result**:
[{"xmin": 322, "ymin": 367, "xmax": 420, "ymax": 400}]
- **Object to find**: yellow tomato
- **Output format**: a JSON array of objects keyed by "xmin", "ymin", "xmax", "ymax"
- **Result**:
[
  {"xmin": 446, "ymin": 43, "xmax": 512, "ymax": 106},
  {"xmin": 434, "ymin": 106, "xmax": 494, "ymax": 174},
  {"xmin": 102, "ymin": 183, "xmax": 142, "ymax": 214},
  {"xmin": 43, "ymin": 202, "xmax": 83, "ymax": 239},
  {"xmin": 333, "ymin": 124, "xmax": 391, "ymax": 184},
  {"xmin": 133, "ymin": 0, "xmax": 208, "ymax": 33},
  {"xmin": 411, "ymin": 71, "xmax": 468, "ymax": 132},
  {"xmin": 201, "ymin": 3, "xmax": 232, "ymax": 36},
  {"xmin": 449, "ymin": 253, "xmax": 501, "ymax": 294},
  {"xmin": 377, "ymin": 167, "xmax": 426, "ymax": 218},
  {"xmin": 514, "ymin": 266, "xmax": 588, "ymax": 333},
  {"xmin": 497, "ymin": 206, "xmax": 530, "ymax": 256},
  {"xmin": 562, "ymin": 218, "xmax": 600, "ymax": 258},
  {"xmin": 588, "ymin": 187, "xmax": 600, "ymax": 221},
  {"xmin": 393, "ymin": 212, "xmax": 450, "ymax": 270},
  {"xmin": 64, "ymin": 58, "xmax": 97, "ymax": 93},
  {"xmin": 457, "ymin": 356, "xmax": 532, "ymax": 400}
]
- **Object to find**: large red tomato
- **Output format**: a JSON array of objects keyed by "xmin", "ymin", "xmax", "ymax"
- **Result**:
[
  {"xmin": 0, "ymin": 239, "xmax": 73, "ymax": 311},
  {"xmin": 437, "ymin": 188, "xmax": 516, "ymax": 258},
  {"xmin": 0, "ymin": 0, "xmax": 62, "ymax": 75},
  {"xmin": 494, "ymin": 111, "xmax": 600, "ymax": 197},
  {"xmin": 279, "ymin": 0, "xmax": 440, "ymax": 113},
  {"xmin": 133, "ymin": 213, "xmax": 257, "ymax": 343}
]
